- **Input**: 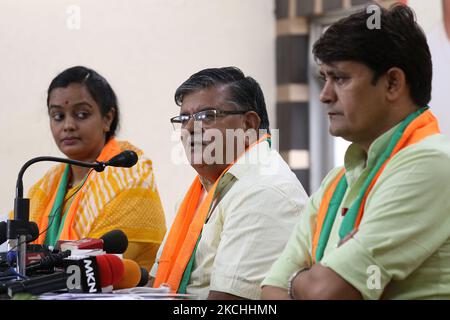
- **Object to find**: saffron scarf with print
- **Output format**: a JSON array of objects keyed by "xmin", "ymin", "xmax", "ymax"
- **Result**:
[
  {"xmin": 25, "ymin": 138, "xmax": 165, "ymax": 246},
  {"xmin": 312, "ymin": 108, "xmax": 441, "ymax": 262},
  {"xmin": 154, "ymin": 134, "xmax": 270, "ymax": 293}
]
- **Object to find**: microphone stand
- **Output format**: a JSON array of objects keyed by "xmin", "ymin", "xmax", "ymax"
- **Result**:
[{"xmin": 7, "ymin": 156, "xmax": 107, "ymax": 277}]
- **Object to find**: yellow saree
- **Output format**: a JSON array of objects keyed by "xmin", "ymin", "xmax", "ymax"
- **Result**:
[{"xmin": 25, "ymin": 138, "xmax": 166, "ymax": 270}]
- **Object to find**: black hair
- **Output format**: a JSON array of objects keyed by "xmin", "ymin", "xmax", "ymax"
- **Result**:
[
  {"xmin": 47, "ymin": 66, "xmax": 120, "ymax": 141},
  {"xmin": 313, "ymin": 4, "xmax": 432, "ymax": 107},
  {"xmin": 174, "ymin": 66, "xmax": 270, "ymax": 131}
]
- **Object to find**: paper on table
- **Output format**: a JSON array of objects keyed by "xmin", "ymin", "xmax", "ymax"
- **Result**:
[{"xmin": 39, "ymin": 286, "xmax": 197, "ymax": 300}]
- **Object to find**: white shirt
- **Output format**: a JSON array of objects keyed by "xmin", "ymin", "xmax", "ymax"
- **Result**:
[{"xmin": 150, "ymin": 141, "xmax": 308, "ymax": 299}]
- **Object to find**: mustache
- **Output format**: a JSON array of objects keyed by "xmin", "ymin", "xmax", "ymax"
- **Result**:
[{"xmin": 181, "ymin": 132, "xmax": 215, "ymax": 144}]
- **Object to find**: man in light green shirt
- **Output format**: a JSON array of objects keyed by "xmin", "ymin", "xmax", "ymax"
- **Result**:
[{"xmin": 261, "ymin": 4, "xmax": 450, "ymax": 300}]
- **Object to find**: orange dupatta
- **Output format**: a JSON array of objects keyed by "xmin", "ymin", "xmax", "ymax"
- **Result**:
[{"xmin": 154, "ymin": 134, "xmax": 270, "ymax": 293}]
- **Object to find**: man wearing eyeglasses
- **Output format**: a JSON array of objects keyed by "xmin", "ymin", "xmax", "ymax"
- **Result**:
[{"xmin": 149, "ymin": 67, "xmax": 308, "ymax": 300}]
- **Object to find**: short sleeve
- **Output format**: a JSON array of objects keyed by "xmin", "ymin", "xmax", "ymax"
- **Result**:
[
  {"xmin": 321, "ymin": 146, "xmax": 450, "ymax": 300},
  {"xmin": 261, "ymin": 167, "xmax": 343, "ymax": 289}
]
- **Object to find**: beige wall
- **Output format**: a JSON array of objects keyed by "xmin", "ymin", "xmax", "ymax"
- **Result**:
[
  {"xmin": 408, "ymin": 0, "xmax": 443, "ymax": 32},
  {"xmin": 0, "ymin": 0, "xmax": 276, "ymax": 229}
]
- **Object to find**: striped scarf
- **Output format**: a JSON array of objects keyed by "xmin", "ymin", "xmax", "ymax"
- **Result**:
[
  {"xmin": 312, "ymin": 108, "xmax": 440, "ymax": 262},
  {"xmin": 27, "ymin": 138, "xmax": 165, "ymax": 244}
]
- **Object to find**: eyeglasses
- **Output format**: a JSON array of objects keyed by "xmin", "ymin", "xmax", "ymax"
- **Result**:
[{"xmin": 170, "ymin": 109, "xmax": 248, "ymax": 130}]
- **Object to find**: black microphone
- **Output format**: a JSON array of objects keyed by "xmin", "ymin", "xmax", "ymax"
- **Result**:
[
  {"xmin": 138, "ymin": 266, "xmax": 149, "ymax": 287},
  {"xmin": 1, "ymin": 244, "xmax": 53, "ymax": 272},
  {"xmin": 26, "ymin": 250, "xmax": 72, "ymax": 273},
  {"xmin": 5, "ymin": 272, "xmax": 69, "ymax": 297},
  {"xmin": 1, "ymin": 221, "xmax": 38, "ymax": 245},
  {"xmin": 100, "ymin": 229, "xmax": 129, "ymax": 254},
  {"xmin": 56, "ymin": 229, "xmax": 129, "ymax": 254},
  {"xmin": 0, "ymin": 222, "xmax": 6, "ymax": 245},
  {"xmin": 25, "ymin": 221, "xmax": 39, "ymax": 243},
  {"xmin": 25, "ymin": 230, "xmax": 129, "ymax": 275},
  {"xmin": 8, "ymin": 151, "xmax": 139, "ymax": 276},
  {"xmin": 13, "ymin": 150, "xmax": 139, "ymax": 201},
  {"xmin": 104, "ymin": 150, "xmax": 138, "ymax": 168},
  {"xmin": 6, "ymin": 254, "xmax": 126, "ymax": 297}
]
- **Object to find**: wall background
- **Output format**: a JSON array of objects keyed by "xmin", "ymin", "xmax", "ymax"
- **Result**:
[
  {"xmin": 0, "ymin": 1, "xmax": 446, "ymax": 254},
  {"xmin": 0, "ymin": 0, "xmax": 276, "ymax": 230},
  {"xmin": 409, "ymin": 0, "xmax": 443, "ymax": 32}
]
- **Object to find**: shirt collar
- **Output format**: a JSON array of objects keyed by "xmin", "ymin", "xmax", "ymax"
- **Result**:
[
  {"xmin": 197, "ymin": 139, "xmax": 271, "ymax": 191},
  {"xmin": 226, "ymin": 139, "xmax": 272, "ymax": 180},
  {"xmin": 344, "ymin": 122, "xmax": 402, "ymax": 174}
]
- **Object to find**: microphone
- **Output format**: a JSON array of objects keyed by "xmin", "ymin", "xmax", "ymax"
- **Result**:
[
  {"xmin": 0, "ymin": 222, "xmax": 41, "ymax": 269},
  {"xmin": 1, "ymin": 221, "xmax": 38, "ymax": 245},
  {"xmin": 57, "ymin": 229, "xmax": 129, "ymax": 254},
  {"xmin": 0, "ymin": 222, "xmax": 6, "ymax": 245},
  {"xmin": 21, "ymin": 230, "xmax": 128, "ymax": 275},
  {"xmin": 25, "ymin": 250, "xmax": 71, "ymax": 274},
  {"xmin": 100, "ymin": 229, "xmax": 128, "ymax": 254},
  {"xmin": 9, "ymin": 150, "xmax": 138, "ymax": 276},
  {"xmin": 138, "ymin": 267, "xmax": 149, "ymax": 287},
  {"xmin": 113, "ymin": 259, "xmax": 148, "ymax": 290},
  {"xmin": 3, "ymin": 244, "xmax": 53, "ymax": 270},
  {"xmin": 95, "ymin": 254, "xmax": 124, "ymax": 289},
  {"xmin": 6, "ymin": 272, "xmax": 69, "ymax": 297},
  {"xmin": 104, "ymin": 150, "xmax": 138, "ymax": 168},
  {"xmin": 4, "ymin": 254, "xmax": 126, "ymax": 297},
  {"xmin": 25, "ymin": 221, "xmax": 39, "ymax": 243},
  {"xmin": 64, "ymin": 254, "xmax": 124, "ymax": 293}
]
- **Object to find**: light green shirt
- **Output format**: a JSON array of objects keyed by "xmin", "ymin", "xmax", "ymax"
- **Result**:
[{"xmin": 262, "ymin": 124, "xmax": 450, "ymax": 299}]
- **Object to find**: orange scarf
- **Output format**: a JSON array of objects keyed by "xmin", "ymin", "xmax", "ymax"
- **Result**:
[
  {"xmin": 35, "ymin": 138, "xmax": 122, "ymax": 243},
  {"xmin": 154, "ymin": 134, "xmax": 270, "ymax": 292},
  {"xmin": 312, "ymin": 109, "xmax": 440, "ymax": 262}
]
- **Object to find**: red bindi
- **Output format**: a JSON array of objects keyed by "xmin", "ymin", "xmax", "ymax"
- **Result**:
[{"xmin": 64, "ymin": 100, "xmax": 69, "ymax": 105}]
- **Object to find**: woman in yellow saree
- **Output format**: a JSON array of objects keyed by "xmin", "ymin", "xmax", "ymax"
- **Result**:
[{"xmin": 24, "ymin": 66, "xmax": 166, "ymax": 270}]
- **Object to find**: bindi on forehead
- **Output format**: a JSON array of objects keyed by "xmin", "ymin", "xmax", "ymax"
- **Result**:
[{"xmin": 64, "ymin": 100, "xmax": 69, "ymax": 105}]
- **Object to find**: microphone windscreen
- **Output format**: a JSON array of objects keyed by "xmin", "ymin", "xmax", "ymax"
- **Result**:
[
  {"xmin": 96, "ymin": 254, "xmax": 124, "ymax": 288},
  {"xmin": 0, "ymin": 221, "xmax": 38, "ymax": 245},
  {"xmin": 113, "ymin": 259, "xmax": 141, "ymax": 289},
  {"xmin": 138, "ymin": 267, "xmax": 149, "ymax": 287},
  {"xmin": 106, "ymin": 150, "xmax": 138, "ymax": 168},
  {"xmin": 26, "ymin": 221, "xmax": 40, "ymax": 243},
  {"xmin": 0, "ymin": 221, "xmax": 6, "ymax": 245},
  {"xmin": 100, "ymin": 230, "xmax": 128, "ymax": 254}
]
